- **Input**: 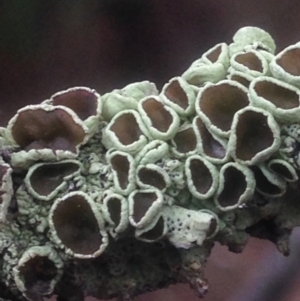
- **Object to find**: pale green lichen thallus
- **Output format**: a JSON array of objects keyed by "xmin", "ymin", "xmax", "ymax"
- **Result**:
[{"xmin": 1, "ymin": 26, "xmax": 300, "ymax": 301}]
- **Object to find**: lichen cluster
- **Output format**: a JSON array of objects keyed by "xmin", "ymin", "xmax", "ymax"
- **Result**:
[{"xmin": 2, "ymin": 26, "xmax": 300, "ymax": 301}]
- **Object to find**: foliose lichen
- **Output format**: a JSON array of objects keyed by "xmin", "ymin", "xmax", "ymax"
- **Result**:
[{"xmin": 2, "ymin": 26, "xmax": 300, "ymax": 301}]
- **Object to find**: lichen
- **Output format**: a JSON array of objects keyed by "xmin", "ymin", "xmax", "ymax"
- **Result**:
[{"xmin": 2, "ymin": 26, "xmax": 300, "ymax": 301}]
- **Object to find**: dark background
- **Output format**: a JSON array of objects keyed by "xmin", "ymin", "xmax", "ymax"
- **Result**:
[
  {"xmin": 2, "ymin": 1, "xmax": 300, "ymax": 300},
  {"xmin": 1, "ymin": 0, "xmax": 300, "ymax": 126}
]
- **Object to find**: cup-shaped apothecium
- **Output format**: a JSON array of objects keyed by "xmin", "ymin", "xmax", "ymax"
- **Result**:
[
  {"xmin": 107, "ymin": 150, "xmax": 136, "ymax": 195},
  {"xmin": 196, "ymin": 80, "xmax": 250, "ymax": 137},
  {"xmin": 138, "ymin": 96, "xmax": 180, "ymax": 140},
  {"xmin": 24, "ymin": 160, "xmax": 81, "ymax": 201},
  {"xmin": 160, "ymin": 77, "xmax": 196, "ymax": 116},
  {"xmin": 230, "ymin": 50, "xmax": 269, "ymax": 77},
  {"xmin": 102, "ymin": 192, "xmax": 129, "ymax": 238},
  {"xmin": 214, "ymin": 162, "xmax": 255, "ymax": 211},
  {"xmin": 171, "ymin": 124, "xmax": 198, "ymax": 158},
  {"xmin": 46, "ymin": 87, "xmax": 102, "ymax": 137},
  {"xmin": 103, "ymin": 110, "xmax": 149, "ymax": 154},
  {"xmin": 49, "ymin": 191, "xmax": 108, "ymax": 259},
  {"xmin": 251, "ymin": 164, "xmax": 287, "ymax": 197},
  {"xmin": 136, "ymin": 164, "xmax": 170, "ymax": 192},
  {"xmin": 135, "ymin": 213, "xmax": 167, "ymax": 243},
  {"xmin": 228, "ymin": 106, "xmax": 281, "ymax": 165},
  {"xmin": 13, "ymin": 246, "xmax": 63, "ymax": 300},
  {"xmin": 128, "ymin": 188, "xmax": 164, "ymax": 229},
  {"xmin": 249, "ymin": 76, "xmax": 300, "ymax": 123},
  {"xmin": 185, "ymin": 155, "xmax": 219, "ymax": 200},
  {"xmin": 193, "ymin": 116, "xmax": 229, "ymax": 164},
  {"xmin": 270, "ymin": 43, "xmax": 300, "ymax": 87},
  {"xmin": 7, "ymin": 104, "xmax": 88, "ymax": 168},
  {"xmin": 268, "ymin": 159, "xmax": 298, "ymax": 182}
]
